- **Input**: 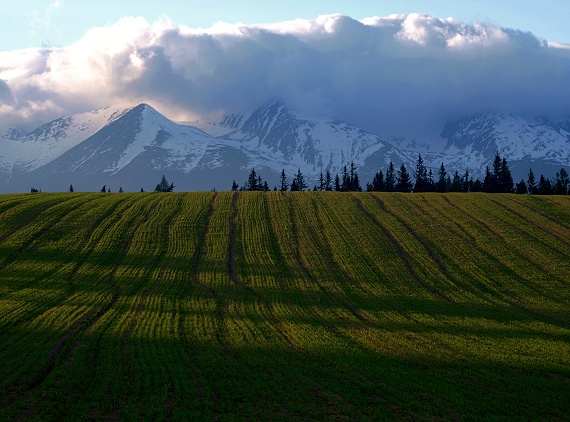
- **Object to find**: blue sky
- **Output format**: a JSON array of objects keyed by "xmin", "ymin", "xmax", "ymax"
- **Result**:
[
  {"xmin": 1, "ymin": 0, "xmax": 569, "ymax": 51},
  {"xmin": 1, "ymin": 1, "xmax": 570, "ymax": 135}
]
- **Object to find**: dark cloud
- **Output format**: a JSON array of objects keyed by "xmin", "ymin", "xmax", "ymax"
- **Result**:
[{"xmin": 1, "ymin": 14, "xmax": 570, "ymax": 136}]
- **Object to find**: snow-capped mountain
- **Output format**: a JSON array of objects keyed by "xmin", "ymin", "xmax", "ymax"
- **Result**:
[
  {"xmin": 428, "ymin": 113, "xmax": 570, "ymax": 178},
  {"xmin": 192, "ymin": 100, "xmax": 411, "ymax": 184},
  {"xmin": 0, "ymin": 101, "xmax": 569, "ymax": 193}
]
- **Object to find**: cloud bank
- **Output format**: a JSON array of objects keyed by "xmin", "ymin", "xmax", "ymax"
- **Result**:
[{"xmin": 1, "ymin": 13, "xmax": 570, "ymax": 135}]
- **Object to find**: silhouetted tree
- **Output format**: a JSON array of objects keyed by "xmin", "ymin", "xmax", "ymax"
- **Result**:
[
  {"xmin": 319, "ymin": 170, "xmax": 325, "ymax": 191},
  {"xmin": 437, "ymin": 162, "xmax": 447, "ymax": 193},
  {"xmin": 279, "ymin": 169, "xmax": 288, "ymax": 192},
  {"xmin": 155, "ymin": 175, "xmax": 174, "ymax": 192},
  {"xmin": 101, "ymin": 185, "xmax": 107, "ymax": 193},
  {"xmin": 385, "ymin": 161, "xmax": 395, "ymax": 192},
  {"xmin": 231, "ymin": 180, "xmax": 239, "ymax": 191},
  {"xmin": 334, "ymin": 174, "xmax": 341, "ymax": 191},
  {"xmin": 370, "ymin": 171, "xmax": 385, "ymax": 192},
  {"xmin": 527, "ymin": 168, "xmax": 537, "ymax": 194},
  {"xmin": 554, "ymin": 168, "xmax": 569, "ymax": 194},
  {"xmin": 325, "ymin": 169, "xmax": 332, "ymax": 191},
  {"xmin": 450, "ymin": 171, "xmax": 463, "ymax": 192},
  {"xmin": 413, "ymin": 153, "xmax": 428, "ymax": 192},
  {"xmin": 537, "ymin": 175, "xmax": 553, "ymax": 194},
  {"xmin": 69, "ymin": 184, "xmax": 74, "ymax": 193},
  {"xmin": 290, "ymin": 178, "xmax": 299, "ymax": 191},
  {"xmin": 119, "ymin": 187, "xmax": 124, "ymax": 193},
  {"xmin": 246, "ymin": 168, "xmax": 259, "ymax": 191},
  {"xmin": 292, "ymin": 168, "xmax": 307, "ymax": 191},
  {"xmin": 396, "ymin": 164, "xmax": 413, "ymax": 192},
  {"xmin": 515, "ymin": 180, "xmax": 527, "ymax": 194}
]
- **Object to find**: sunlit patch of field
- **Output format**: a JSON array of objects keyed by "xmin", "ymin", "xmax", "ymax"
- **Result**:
[{"xmin": 0, "ymin": 192, "xmax": 568, "ymax": 420}]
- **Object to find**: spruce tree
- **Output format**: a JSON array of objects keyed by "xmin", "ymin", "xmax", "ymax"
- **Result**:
[
  {"xmin": 554, "ymin": 168, "xmax": 569, "ymax": 194},
  {"xmin": 279, "ymin": 169, "xmax": 289, "ymax": 192},
  {"xmin": 334, "ymin": 174, "xmax": 341, "ymax": 191},
  {"xmin": 319, "ymin": 170, "xmax": 325, "ymax": 191},
  {"xmin": 69, "ymin": 184, "xmax": 74, "ymax": 193},
  {"xmin": 247, "ymin": 168, "xmax": 259, "ymax": 191},
  {"xmin": 527, "ymin": 168, "xmax": 537, "ymax": 194},
  {"xmin": 385, "ymin": 161, "xmax": 395, "ymax": 192},
  {"xmin": 231, "ymin": 180, "xmax": 239, "ymax": 191},
  {"xmin": 396, "ymin": 164, "xmax": 413, "ymax": 192},
  {"xmin": 437, "ymin": 162, "xmax": 447, "ymax": 193},
  {"xmin": 500, "ymin": 157, "xmax": 513, "ymax": 193},
  {"xmin": 325, "ymin": 170, "xmax": 332, "ymax": 191},
  {"xmin": 515, "ymin": 180, "xmax": 527, "ymax": 194},
  {"xmin": 293, "ymin": 168, "xmax": 307, "ymax": 191},
  {"xmin": 413, "ymin": 153, "xmax": 428, "ymax": 192}
]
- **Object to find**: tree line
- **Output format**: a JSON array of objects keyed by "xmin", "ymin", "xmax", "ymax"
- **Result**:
[{"xmin": 230, "ymin": 152, "xmax": 570, "ymax": 195}]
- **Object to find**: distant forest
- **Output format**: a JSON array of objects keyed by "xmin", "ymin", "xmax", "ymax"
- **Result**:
[
  {"xmin": 31, "ymin": 152, "xmax": 570, "ymax": 195},
  {"xmin": 230, "ymin": 152, "xmax": 570, "ymax": 195}
]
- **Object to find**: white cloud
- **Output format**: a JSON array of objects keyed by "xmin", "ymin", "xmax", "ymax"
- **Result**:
[{"xmin": 2, "ymin": 13, "xmax": 570, "ymax": 135}]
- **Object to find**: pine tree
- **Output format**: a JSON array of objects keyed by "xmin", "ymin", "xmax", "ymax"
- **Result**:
[
  {"xmin": 279, "ymin": 169, "xmax": 289, "ymax": 192},
  {"xmin": 319, "ymin": 170, "xmax": 325, "ymax": 191},
  {"xmin": 385, "ymin": 161, "xmax": 395, "ymax": 192},
  {"xmin": 450, "ymin": 171, "xmax": 463, "ymax": 192},
  {"xmin": 538, "ymin": 175, "xmax": 553, "ymax": 194},
  {"xmin": 527, "ymin": 168, "xmax": 537, "ymax": 194},
  {"xmin": 413, "ymin": 153, "xmax": 428, "ymax": 192},
  {"xmin": 290, "ymin": 178, "xmax": 299, "ymax": 191},
  {"xmin": 69, "ymin": 184, "xmax": 74, "ymax": 193},
  {"xmin": 155, "ymin": 175, "xmax": 174, "ymax": 192},
  {"xmin": 293, "ymin": 168, "xmax": 307, "ymax": 191},
  {"xmin": 396, "ymin": 164, "xmax": 413, "ymax": 192},
  {"xmin": 371, "ymin": 171, "xmax": 385, "ymax": 191},
  {"xmin": 247, "ymin": 168, "xmax": 259, "ymax": 191},
  {"xmin": 334, "ymin": 174, "xmax": 341, "ymax": 191},
  {"xmin": 515, "ymin": 180, "xmax": 527, "ymax": 194},
  {"xmin": 554, "ymin": 168, "xmax": 569, "ymax": 194},
  {"xmin": 101, "ymin": 185, "xmax": 107, "ymax": 193},
  {"xmin": 231, "ymin": 180, "xmax": 239, "ymax": 191},
  {"xmin": 119, "ymin": 187, "xmax": 124, "ymax": 193},
  {"xmin": 463, "ymin": 170, "xmax": 470, "ymax": 193},
  {"xmin": 500, "ymin": 157, "xmax": 513, "ymax": 193},
  {"xmin": 325, "ymin": 170, "xmax": 332, "ymax": 191},
  {"xmin": 341, "ymin": 165, "xmax": 349, "ymax": 192},
  {"xmin": 437, "ymin": 162, "xmax": 447, "ymax": 193}
]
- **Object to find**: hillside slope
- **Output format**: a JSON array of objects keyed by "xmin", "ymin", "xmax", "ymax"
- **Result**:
[{"xmin": 0, "ymin": 192, "xmax": 569, "ymax": 419}]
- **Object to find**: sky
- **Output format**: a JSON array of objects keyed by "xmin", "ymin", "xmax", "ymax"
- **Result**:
[{"xmin": 1, "ymin": 1, "xmax": 570, "ymax": 136}]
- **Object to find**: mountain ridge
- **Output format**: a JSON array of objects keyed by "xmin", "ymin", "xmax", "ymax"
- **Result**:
[{"xmin": 1, "ymin": 101, "xmax": 569, "ymax": 192}]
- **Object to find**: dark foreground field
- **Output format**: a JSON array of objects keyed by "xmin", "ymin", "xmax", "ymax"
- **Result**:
[{"xmin": 0, "ymin": 192, "xmax": 569, "ymax": 420}]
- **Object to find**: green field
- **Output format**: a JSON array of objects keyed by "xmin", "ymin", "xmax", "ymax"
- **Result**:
[{"xmin": 0, "ymin": 192, "xmax": 569, "ymax": 420}]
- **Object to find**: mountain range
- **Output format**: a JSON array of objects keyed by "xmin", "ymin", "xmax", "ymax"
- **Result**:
[{"xmin": 1, "ymin": 101, "xmax": 569, "ymax": 193}]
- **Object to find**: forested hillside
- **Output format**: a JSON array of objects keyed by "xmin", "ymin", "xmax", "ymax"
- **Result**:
[{"xmin": 0, "ymin": 192, "xmax": 569, "ymax": 420}]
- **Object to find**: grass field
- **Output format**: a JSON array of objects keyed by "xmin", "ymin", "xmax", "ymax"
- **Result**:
[{"xmin": 0, "ymin": 192, "xmax": 569, "ymax": 420}]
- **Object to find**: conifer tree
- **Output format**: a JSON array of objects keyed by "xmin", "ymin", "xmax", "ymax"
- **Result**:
[
  {"xmin": 527, "ymin": 168, "xmax": 537, "ymax": 194},
  {"xmin": 231, "ymin": 180, "xmax": 239, "ymax": 191},
  {"xmin": 69, "ymin": 184, "xmax": 74, "ymax": 193},
  {"xmin": 437, "ymin": 162, "xmax": 447, "ymax": 193},
  {"xmin": 325, "ymin": 170, "xmax": 332, "ymax": 191},
  {"xmin": 371, "ymin": 171, "xmax": 385, "ymax": 192},
  {"xmin": 385, "ymin": 161, "xmax": 395, "ymax": 192},
  {"xmin": 515, "ymin": 180, "xmax": 527, "ymax": 194},
  {"xmin": 279, "ymin": 169, "xmax": 289, "ymax": 192},
  {"xmin": 293, "ymin": 168, "xmax": 307, "ymax": 191},
  {"xmin": 396, "ymin": 164, "xmax": 413, "ymax": 192},
  {"xmin": 413, "ymin": 153, "xmax": 428, "ymax": 192},
  {"xmin": 319, "ymin": 170, "xmax": 325, "ymax": 191},
  {"xmin": 246, "ymin": 168, "xmax": 259, "ymax": 191},
  {"xmin": 334, "ymin": 174, "xmax": 341, "ymax": 191},
  {"xmin": 554, "ymin": 168, "xmax": 569, "ymax": 194}
]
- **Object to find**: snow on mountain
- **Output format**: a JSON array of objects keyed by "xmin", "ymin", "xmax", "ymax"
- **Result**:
[
  {"xmin": 431, "ymin": 113, "xmax": 570, "ymax": 177},
  {"xmin": 0, "ymin": 105, "xmax": 132, "ymax": 173},
  {"xmin": 1, "ymin": 100, "xmax": 569, "ymax": 192},
  {"xmin": 192, "ymin": 100, "xmax": 410, "ymax": 182}
]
